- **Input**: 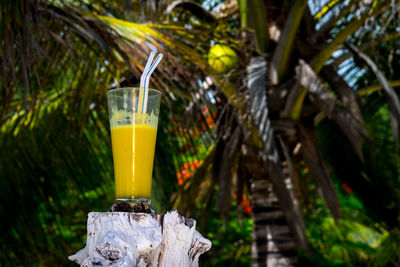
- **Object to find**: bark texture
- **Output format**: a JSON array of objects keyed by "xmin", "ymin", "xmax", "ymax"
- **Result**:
[
  {"xmin": 246, "ymin": 155, "xmax": 298, "ymax": 267},
  {"xmin": 69, "ymin": 211, "xmax": 211, "ymax": 267}
]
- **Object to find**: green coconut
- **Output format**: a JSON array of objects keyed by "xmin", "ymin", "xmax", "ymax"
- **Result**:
[{"xmin": 207, "ymin": 44, "xmax": 238, "ymax": 74}]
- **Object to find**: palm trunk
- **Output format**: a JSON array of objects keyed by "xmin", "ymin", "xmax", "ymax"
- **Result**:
[{"xmin": 245, "ymin": 151, "xmax": 297, "ymax": 267}]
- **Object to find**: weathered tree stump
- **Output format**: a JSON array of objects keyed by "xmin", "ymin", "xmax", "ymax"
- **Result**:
[{"xmin": 69, "ymin": 211, "xmax": 211, "ymax": 266}]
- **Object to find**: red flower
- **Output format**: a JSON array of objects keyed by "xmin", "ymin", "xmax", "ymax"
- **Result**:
[{"xmin": 341, "ymin": 182, "xmax": 352, "ymax": 194}]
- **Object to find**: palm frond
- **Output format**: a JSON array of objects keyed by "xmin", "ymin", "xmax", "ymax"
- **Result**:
[
  {"xmin": 299, "ymin": 125, "xmax": 341, "ymax": 221},
  {"xmin": 214, "ymin": 109, "xmax": 243, "ymax": 220},
  {"xmin": 321, "ymin": 64, "xmax": 364, "ymax": 124},
  {"xmin": 311, "ymin": 0, "xmax": 360, "ymax": 43},
  {"xmin": 246, "ymin": 0, "xmax": 269, "ymax": 53},
  {"xmin": 296, "ymin": 59, "xmax": 368, "ymax": 159},
  {"xmin": 287, "ymin": 0, "xmax": 392, "ymax": 120},
  {"xmin": 358, "ymin": 80, "xmax": 400, "ymax": 96},
  {"xmin": 311, "ymin": 0, "xmax": 391, "ymax": 74},
  {"xmin": 164, "ymin": 1, "xmax": 216, "ymax": 23},
  {"xmin": 346, "ymin": 42, "xmax": 400, "ymax": 150},
  {"xmin": 312, "ymin": 0, "xmax": 341, "ymax": 20},
  {"xmin": 371, "ymin": 229, "xmax": 400, "ymax": 267},
  {"xmin": 269, "ymin": 0, "xmax": 308, "ymax": 85}
]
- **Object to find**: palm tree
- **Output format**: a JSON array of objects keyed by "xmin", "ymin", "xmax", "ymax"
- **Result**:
[
  {"xmin": 235, "ymin": 0, "xmax": 400, "ymax": 265},
  {"xmin": 1, "ymin": 0, "xmax": 400, "ymax": 266}
]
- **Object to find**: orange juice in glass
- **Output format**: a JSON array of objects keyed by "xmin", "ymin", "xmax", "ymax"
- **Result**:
[{"xmin": 107, "ymin": 87, "xmax": 161, "ymax": 205}]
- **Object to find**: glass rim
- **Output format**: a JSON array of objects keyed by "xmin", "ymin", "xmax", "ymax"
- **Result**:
[{"xmin": 107, "ymin": 87, "xmax": 161, "ymax": 96}]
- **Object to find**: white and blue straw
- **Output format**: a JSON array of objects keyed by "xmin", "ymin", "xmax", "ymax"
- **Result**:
[
  {"xmin": 139, "ymin": 51, "xmax": 163, "ymax": 114},
  {"xmin": 143, "ymin": 54, "xmax": 163, "ymax": 113}
]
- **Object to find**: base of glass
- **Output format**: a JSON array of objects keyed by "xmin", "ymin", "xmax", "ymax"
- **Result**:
[{"xmin": 115, "ymin": 197, "xmax": 151, "ymax": 207}]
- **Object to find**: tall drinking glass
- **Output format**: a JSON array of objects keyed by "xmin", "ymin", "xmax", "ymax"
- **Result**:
[{"xmin": 107, "ymin": 87, "xmax": 161, "ymax": 206}]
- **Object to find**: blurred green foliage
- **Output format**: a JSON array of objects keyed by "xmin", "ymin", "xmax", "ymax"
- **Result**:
[
  {"xmin": 202, "ymin": 195, "xmax": 253, "ymax": 267},
  {"xmin": 301, "ymin": 101, "xmax": 400, "ymax": 266},
  {"xmin": 0, "ymin": 106, "xmax": 114, "ymax": 265}
]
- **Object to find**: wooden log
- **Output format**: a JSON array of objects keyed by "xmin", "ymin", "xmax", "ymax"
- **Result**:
[{"xmin": 69, "ymin": 211, "xmax": 211, "ymax": 267}]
